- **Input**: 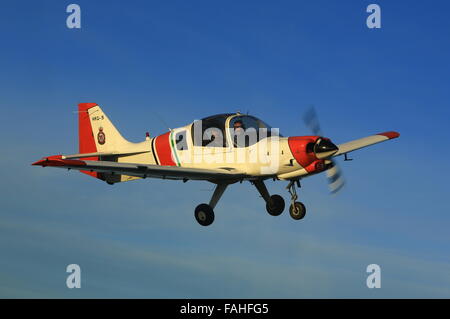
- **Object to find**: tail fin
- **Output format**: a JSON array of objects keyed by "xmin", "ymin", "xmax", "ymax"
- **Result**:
[
  {"xmin": 78, "ymin": 103, "xmax": 130, "ymax": 154},
  {"xmin": 78, "ymin": 103, "xmax": 130, "ymax": 180}
]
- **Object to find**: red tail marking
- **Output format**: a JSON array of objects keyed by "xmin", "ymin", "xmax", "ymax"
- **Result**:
[{"xmin": 78, "ymin": 103, "xmax": 99, "ymax": 178}]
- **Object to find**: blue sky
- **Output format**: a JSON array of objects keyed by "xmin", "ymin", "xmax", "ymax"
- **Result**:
[{"xmin": 1, "ymin": 0, "xmax": 450, "ymax": 298}]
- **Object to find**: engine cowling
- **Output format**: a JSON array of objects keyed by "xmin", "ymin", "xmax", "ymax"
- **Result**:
[{"xmin": 288, "ymin": 136, "xmax": 338, "ymax": 173}]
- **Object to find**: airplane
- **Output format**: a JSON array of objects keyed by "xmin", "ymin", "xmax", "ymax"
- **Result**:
[{"xmin": 32, "ymin": 103, "xmax": 400, "ymax": 226}]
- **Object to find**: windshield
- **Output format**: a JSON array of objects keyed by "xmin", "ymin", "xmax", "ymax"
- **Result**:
[{"xmin": 229, "ymin": 115, "xmax": 281, "ymax": 147}]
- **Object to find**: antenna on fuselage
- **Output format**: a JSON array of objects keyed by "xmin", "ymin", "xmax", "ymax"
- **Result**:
[{"xmin": 154, "ymin": 111, "xmax": 171, "ymax": 132}]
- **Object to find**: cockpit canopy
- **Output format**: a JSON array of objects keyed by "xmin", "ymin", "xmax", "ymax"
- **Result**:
[{"xmin": 191, "ymin": 113, "xmax": 281, "ymax": 148}]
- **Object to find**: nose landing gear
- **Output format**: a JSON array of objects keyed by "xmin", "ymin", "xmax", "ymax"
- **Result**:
[{"xmin": 287, "ymin": 180, "xmax": 306, "ymax": 220}]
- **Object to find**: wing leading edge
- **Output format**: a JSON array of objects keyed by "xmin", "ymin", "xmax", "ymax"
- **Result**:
[{"xmin": 333, "ymin": 131, "xmax": 400, "ymax": 157}]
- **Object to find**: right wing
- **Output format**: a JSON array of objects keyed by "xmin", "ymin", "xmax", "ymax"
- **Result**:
[
  {"xmin": 333, "ymin": 131, "xmax": 400, "ymax": 157},
  {"xmin": 32, "ymin": 155, "xmax": 248, "ymax": 181}
]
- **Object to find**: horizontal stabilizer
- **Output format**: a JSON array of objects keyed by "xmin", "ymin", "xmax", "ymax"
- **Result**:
[{"xmin": 62, "ymin": 150, "xmax": 150, "ymax": 159}]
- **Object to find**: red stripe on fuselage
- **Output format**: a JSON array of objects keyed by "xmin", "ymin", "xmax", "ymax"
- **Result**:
[{"xmin": 154, "ymin": 132, "xmax": 176, "ymax": 166}]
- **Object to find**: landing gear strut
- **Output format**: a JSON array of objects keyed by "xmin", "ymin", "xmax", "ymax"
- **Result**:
[
  {"xmin": 194, "ymin": 183, "xmax": 228, "ymax": 226},
  {"xmin": 253, "ymin": 180, "xmax": 285, "ymax": 216},
  {"xmin": 287, "ymin": 180, "xmax": 306, "ymax": 220}
]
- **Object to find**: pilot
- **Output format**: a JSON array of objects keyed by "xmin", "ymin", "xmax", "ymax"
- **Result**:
[
  {"xmin": 233, "ymin": 119, "xmax": 246, "ymax": 147},
  {"xmin": 233, "ymin": 120, "xmax": 245, "ymax": 136}
]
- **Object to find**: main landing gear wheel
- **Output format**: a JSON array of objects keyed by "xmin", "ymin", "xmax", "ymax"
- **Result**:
[
  {"xmin": 266, "ymin": 194, "xmax": 285, "ymax": 216},
  {"xmin": 194, "ymin": 203, "xmax": 215, "ymax": 226},
  {"xmin": 289, "ymin": 202, "xmax": 306, "ymax": 220}
]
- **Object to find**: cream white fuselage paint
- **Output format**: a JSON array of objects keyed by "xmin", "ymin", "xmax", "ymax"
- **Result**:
[
  {"xmin": 154, "ymin": 115, "xmax": 306, "ymax": 180},
  {"xmin": 85, "ymin": 108, "xmax": 305, "ymax": 182}
]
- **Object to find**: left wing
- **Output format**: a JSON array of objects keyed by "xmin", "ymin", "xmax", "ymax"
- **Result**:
[
  {"xmin": 333, "ymin": 131, "xmax": 400, "ymax": 157},
  {"xmin": 32, "ymin": 155, "xmax": 247, "ymax": 181}
]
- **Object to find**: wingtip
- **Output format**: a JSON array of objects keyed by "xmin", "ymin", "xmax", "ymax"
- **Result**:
[{"xmin": 377, "ymin": 131, "xmax": 400, "ymax": 139}]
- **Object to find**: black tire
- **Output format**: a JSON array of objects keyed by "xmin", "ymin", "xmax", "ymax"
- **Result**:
[
  {"xmin": 289, "ymin": 202, "xmax": 306, "ymax": 220},
  {"xmin": 194, "ymin": 203, "xmax": 215, "ymax": 226},
  {"xmin": 266, "ymin": 195, "xmax": 285, "ymax": 216}
]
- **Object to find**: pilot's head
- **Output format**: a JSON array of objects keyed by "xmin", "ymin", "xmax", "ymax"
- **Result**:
[{"xmin": 233, "ymin": 120, "xmax": 245, "ymax": 135}]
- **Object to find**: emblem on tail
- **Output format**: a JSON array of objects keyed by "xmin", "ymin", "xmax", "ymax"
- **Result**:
[{"xmin": 97, "ymin": 127, "xmax": 105, "ymax": 145}]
